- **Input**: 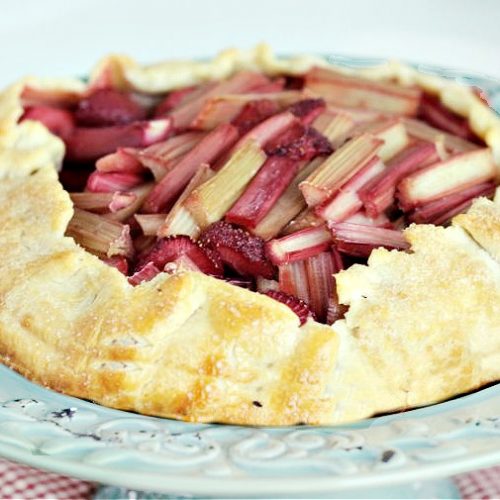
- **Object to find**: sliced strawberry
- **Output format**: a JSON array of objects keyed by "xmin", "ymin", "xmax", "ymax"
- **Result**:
[
  {"xmin": 103, "ymin": 255, "xmax": 129, "ymax": 275},
  {"xmin": 288, "ymin": 98, "xmax": 326, "ymax": 125},
  {"xmin": 21, "ymin": 106, "xmax": 75, "ymax": 142},
  {"xmin": 419, "ymin": 93, "xmax": 477, "ymax": 141},
  {"xmin": 231, "ymin": 99, "xmax": 280, "ymax": 134},
  {"xmin": 128, "ymin": 262, "xmax": 161, "ymax": 286},
  {"xmin": 135, "ymin": 235, "xmax": 223, "ymax": 276},
  {"xmin": 224, "ymin": 156, "xmax": 301, "ymax": 229},
  {"xmin": 264, "ymin": 290, "xmax": 313, "ymax": 325},
  {"xmin": 75, "ymin": 89, "xmax": 146, "ymax": 127},
  {"xmin": 199, "ymin": 221, "xmax": 275, "ymax": 278},
  {"xmin": 265, "ymin": 123, "xmax": 333, "ymax": 161},
  {"xmin": 85, "ymin": 171, "xmax": 144, "ymax": 193},
  {"xmin": 66, "ymin": 119, "xmax": 172, "ymax": 162}
]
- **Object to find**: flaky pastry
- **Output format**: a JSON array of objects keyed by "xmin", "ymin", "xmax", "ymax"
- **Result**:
[{"xmin": 0, "ymin": 45, "xmax": 499, "ymax": 426}]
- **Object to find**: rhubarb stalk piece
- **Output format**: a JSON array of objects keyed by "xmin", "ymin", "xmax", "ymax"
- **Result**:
[
  {"xmin": 105, "ymin": 183, "xmax": 153, "ymax": 222},
  {"xmin": 128, "ymin": 262, "xmax": 161, "ymax": 286},
  {"xmin": 280, "ymin": 209, "xmax": 323, "ymax": 235},
  {"xmin": 397, "ymin": 148, "xmax": 496, "ymax": 211},
  {"xmin": 70, "ymin": 192, "xmax": 137, "ymax": 214},
  {"xmin": 329, "ymin": 222, "xmax": 409, "ymax": 258},
  {"xmin": 253, "ymin": 158, "xmax": 323, "ymax": 240},
  {"xmin": 135, "ymin": 214, "xmax": 168, "ymax": 236},
  {"xmin": 358, "ymin": 141, "xmax": 437, "ymax": 218},
  {"xmin": 137, "ymin": 132, "xmax": 205, "ymax": 180},
  {"xmin": 265, "ymin": 226, "xmax": 332, "ymax": 265},
  {"xmin": 419, "ymin": 93, "xmax": 477, "ymax": 141},
  {"xmin": 312, "ymin": 111, "xmax": 355, "ymax": 148},
  {"xmin": 305, "ymin": 250, "xmax": 343, "ymax": 322},
  {"xmin": 184, "ymin": 141, "xmax": 267, "ymax": 229},
  {"xmin": 278, "ymin": 260, "xmax": 310, "ymax": 303},
  {"xmin": 225, "ymin": 156, "xmax": 301, "ymax": 229},
  {"xmin": 66, "ymin": 208, "xmax": 134, "ymax": 258},
  {"xmin": 66, "ymin": 119, "xmax": 172, "ymax": 162},
  {"xmin": 192, "ymin": 92, "xmax": 304, "ymax": 131},
  {"xmin": 408, "ymin": 181, "xmax": 496, "ymax": 224},
  {"xmin": 95, "ymin": 148, "xmax": 145, "ymax": 174},
  {"xmin": 305, "ymin": 66, "xmax": 421, "ymax": 116},
  {"xmin": 403, "ymin": 118, "xmax": 479, "ymax": 153},
  {"xmin": 351, "ymin": 119, "xmax": 409, "ymax": 161},
  {"xmin": 158, "ymin": 164, "xmax": 214, "ymax": 238},
  {"xmin": 299, "ymin": 133, "xmax": 383, "ymax": 207},
  {"xmin": 85, "ymin": 171, "xmax": 144, "ymax": 193},
  {"xmin": 141, "ymin": 123, "xmax": 238, "ymax": 213},
  {"xmin": 344, "ymin": 210, "xmax": 392, "ymax": 228},
  {"xmin": 170, "ymin": 71, "xmax": 270, "ymax": 129},
  {"xmin": 316, "ymin": 156, "xmax": 386, "ymax": 222}
]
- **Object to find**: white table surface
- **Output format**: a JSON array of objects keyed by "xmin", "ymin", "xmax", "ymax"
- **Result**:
[{"xmin": 0, "ymin": 0, "xmax": 499, "ymax": 86}]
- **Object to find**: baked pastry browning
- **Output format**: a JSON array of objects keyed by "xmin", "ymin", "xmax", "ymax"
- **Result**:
[{"xmin": 0, "ymin": 45, "xmax": 499, "ymax": 425}]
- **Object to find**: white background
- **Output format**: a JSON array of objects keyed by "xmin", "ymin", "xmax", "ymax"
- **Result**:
[{"xmin": 0, "ymin": 0, "xmax": 499, "ymax": 86}]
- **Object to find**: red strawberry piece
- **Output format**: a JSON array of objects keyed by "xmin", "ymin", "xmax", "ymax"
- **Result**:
[
  {"xmin": 265, "ymin": 123, "xmax": 333, "ymax": 161},
  {"xmin": 231, "ymin": 99, "xmax": 280, "ymax": 134},
  {"xmin": 135, "ymin": 235, "xmax": 223, "ymax": 276},
  {"xmin": 288, "ymin": 98, "xmax": 326, "ymax": 125},
  {"xmin": 199, "ymin": 221, "xmax": 275, "ymax": 278},
  {"xmin": 264, "ymin": 290, "xmax": 313, "ymax": 325},
  {"xmin": 21, "ymin": 106, "xmax": 75, "ymax": 142},
  {"xmin": 75, "ymin": 89, "xmax": 147, "ymax": 127},
  {"xmin": 103, "ymin": 255, "xmax": 129, "ymax": 275},
  {"xmin": 128, "ymin": 261, "xmax": 161, "ymax": 286},
  {"xmin": 154, "ymin": 86, "xmax": 197, "ymax": 117}
]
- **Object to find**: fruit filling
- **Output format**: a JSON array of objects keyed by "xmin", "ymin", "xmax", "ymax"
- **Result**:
[{"xmin": 20, "ymin": 65, "xmax": 497, "ymax": 325}]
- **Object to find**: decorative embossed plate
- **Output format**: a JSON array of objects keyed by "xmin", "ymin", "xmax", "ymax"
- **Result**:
[{"xmin": 0, "ymin": 56, "xmax": 500, "ymax": 498}]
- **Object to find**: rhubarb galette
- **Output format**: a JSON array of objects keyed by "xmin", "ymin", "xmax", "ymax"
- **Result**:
[{"xmin": 0, "ymin": 45, "xmax": 499, "ymax": 425}]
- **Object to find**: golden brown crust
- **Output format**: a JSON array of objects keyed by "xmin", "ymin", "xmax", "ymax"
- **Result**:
[{"xmin": 0, "ymin": 45, "xmax": 499, "ymax": 426}]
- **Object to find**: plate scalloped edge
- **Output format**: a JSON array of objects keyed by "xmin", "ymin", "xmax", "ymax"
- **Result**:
[{"xmin": 0, "ymin": 55, "xmax": 499, "ymax": 497}]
